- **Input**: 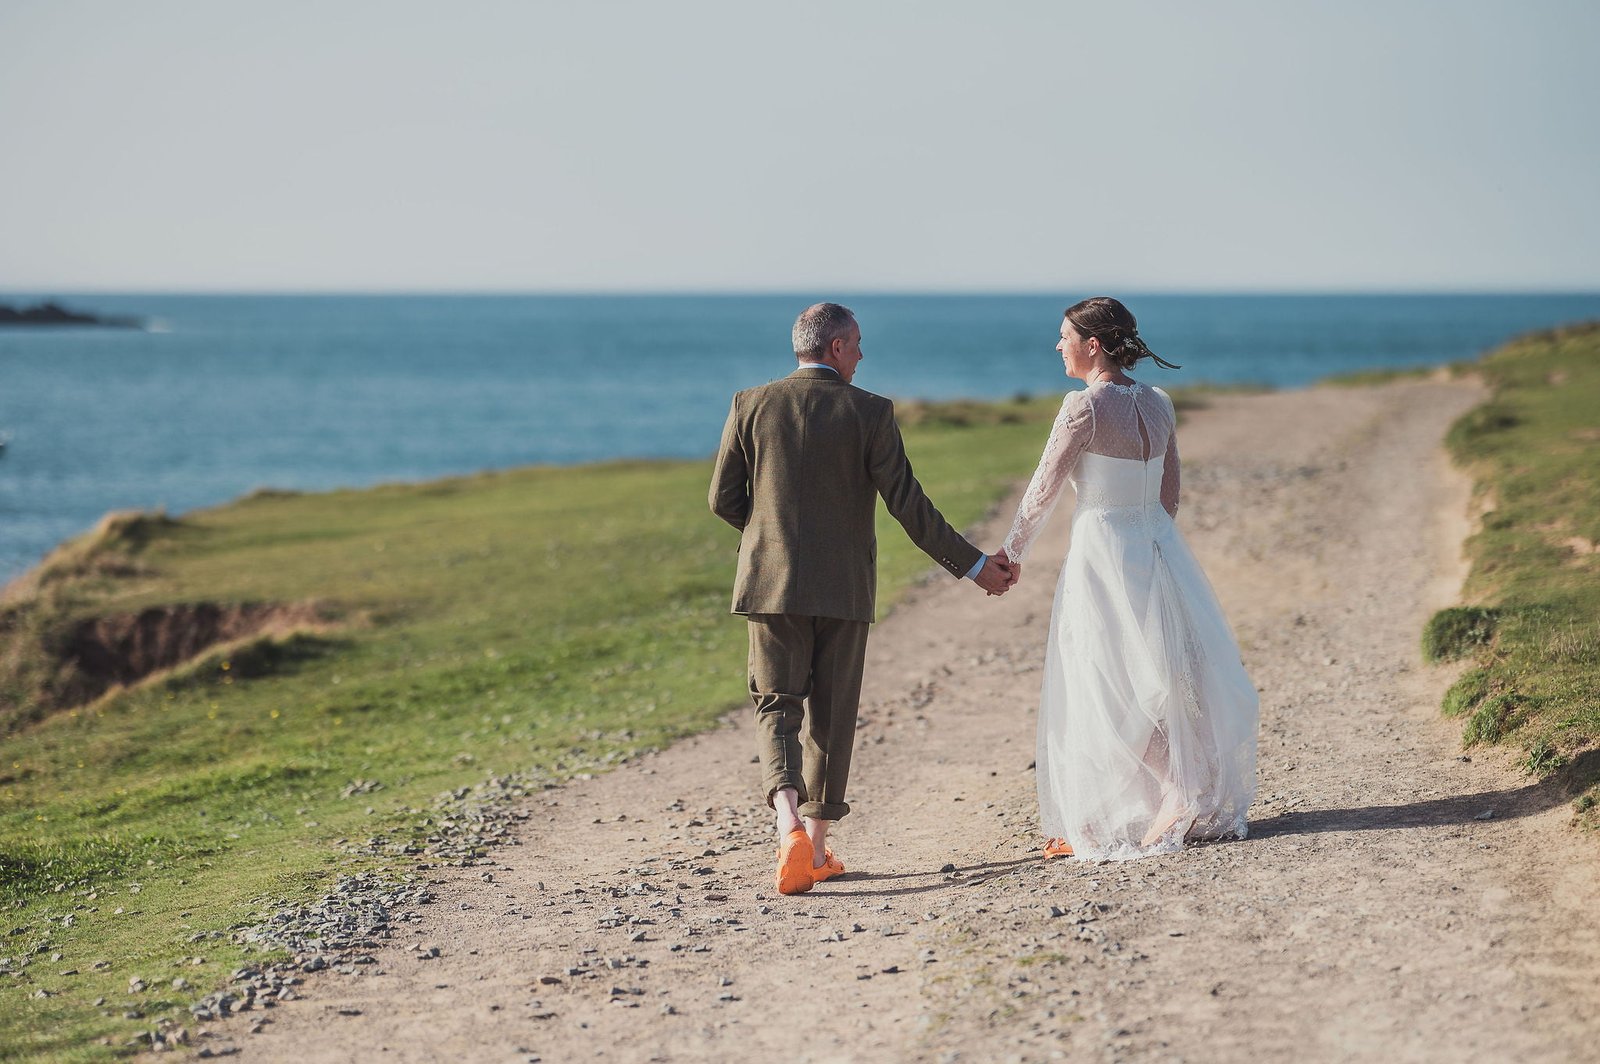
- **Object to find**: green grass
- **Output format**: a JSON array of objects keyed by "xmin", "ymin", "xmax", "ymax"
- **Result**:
[
  {"xmin": 1429, "ymin": 321, "xmax": 1600, "ymax": 826},
  {"xmin": 0, "ymin": 393, "xmax": 1064, "ymax": 1059},
  {"xmin": 1320, "ymin": 363, "xmax": 1452, "ymax": 388}
]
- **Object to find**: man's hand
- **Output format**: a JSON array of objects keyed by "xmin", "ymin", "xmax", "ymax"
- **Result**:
[
  {"xmin": 974, "ymin": 554, "xmax": 1017, "ymax": 596},
  {"xmin": 994, "ymin": 547, "xmax": 1021, "ymax": 588}
]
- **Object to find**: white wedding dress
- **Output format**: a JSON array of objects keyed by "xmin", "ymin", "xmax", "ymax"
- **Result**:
[{"xmin": 1002, "ymin": 380, "xmax": 1257, "ymax": 861}]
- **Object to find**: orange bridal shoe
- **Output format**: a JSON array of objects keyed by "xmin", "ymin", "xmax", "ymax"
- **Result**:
[
  {"xmin": 776, "ymin": 829, "xmax": 816, "ymax": 895},
  {"xmin": 1042, "ymin": 837, "xmax": 1074, "ymax": 859}
]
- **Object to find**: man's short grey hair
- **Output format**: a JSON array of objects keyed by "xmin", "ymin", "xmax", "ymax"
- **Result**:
[{"xmin": 792, "ymin": 302, "xmax": 856, "ymax": 360}]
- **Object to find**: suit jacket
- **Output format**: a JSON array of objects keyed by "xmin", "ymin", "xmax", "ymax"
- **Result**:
[{"xmin": 709, "ymin": 366, "xmax": 982, "ymax": 623}]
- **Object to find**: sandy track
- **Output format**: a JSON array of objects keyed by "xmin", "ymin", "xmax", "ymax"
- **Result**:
[{"xmin": 201, "ymin": 380, "xmax": 1599, "ymax": 1063}]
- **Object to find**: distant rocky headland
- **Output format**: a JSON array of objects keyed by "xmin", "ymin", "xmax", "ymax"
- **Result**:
[{"xmin": 0, "ymin": 299, "xmax": 144, "ymax": 328}]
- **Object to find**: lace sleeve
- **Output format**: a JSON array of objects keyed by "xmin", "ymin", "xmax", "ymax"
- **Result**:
[
  {"xmin": 1001, "ymin": 390, "xmax": 1094, "ymax": 563},
  {"xmin": 1154, "ymin": 387, "xmax": 1180, "ymax": 518},
  {"xmin": 1160, "ymin": 428, "xmax": 1181, "ymax": 518}
]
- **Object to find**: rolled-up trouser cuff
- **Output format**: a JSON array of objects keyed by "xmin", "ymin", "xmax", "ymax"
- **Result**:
[
  {"xmin": 798, "ymin": 799, "xmax": 850, "ymax": 821},
  {"xmin": 764, "ymin": 779, "xmax": 806, "ymax": 810}
]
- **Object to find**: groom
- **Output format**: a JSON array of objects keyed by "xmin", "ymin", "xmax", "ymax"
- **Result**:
[{"xmin": 709, "ymin": 302, "xmax": 1016, "ymax": 895}]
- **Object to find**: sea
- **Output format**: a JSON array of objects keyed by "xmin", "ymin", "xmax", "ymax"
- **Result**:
[{"xmin": 4, "ymin": 292, "xmax": 1600, "ymax": 582}]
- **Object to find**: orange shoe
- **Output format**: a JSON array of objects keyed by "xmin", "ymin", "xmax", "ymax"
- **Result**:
[
  {"xmin": 776, "ymin": 829, "xmax": 815, "ymax": 895},
  {"xmin": 1042, "ymin": 837, "xmax": 1074, "ymax": 859},
  {"xmin": 811, "ymin": 848, "xmax": 845, "ymax": 884}
]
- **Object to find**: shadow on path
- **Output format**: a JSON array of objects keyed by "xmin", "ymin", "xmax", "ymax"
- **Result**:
[
  {"xmin": 820, "ymin": 856, "xmax": 1041, "ymax": 899},
  {"xmin": 1250, "ymin": 754, "xmax": 1592, "ymax": 838}
]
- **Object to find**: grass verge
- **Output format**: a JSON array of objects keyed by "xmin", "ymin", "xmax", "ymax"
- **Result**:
[
  {"xmin": 1426, "ymin": 321, "xmax": 1600, "ymax": 826},
  {"xmin": 0, "ymin": 392, "xmax": 1064, "ymax": 1059}
]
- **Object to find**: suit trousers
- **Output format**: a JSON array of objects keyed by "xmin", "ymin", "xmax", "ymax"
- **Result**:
[{"xmin": 746, "ymin": 613, "xmax": 870, "ymax": 821}]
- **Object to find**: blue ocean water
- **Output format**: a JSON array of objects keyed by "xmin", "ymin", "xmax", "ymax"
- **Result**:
[{"xmin": 4, "ymin": 292, "xmax": 1599, "ymax": 581}]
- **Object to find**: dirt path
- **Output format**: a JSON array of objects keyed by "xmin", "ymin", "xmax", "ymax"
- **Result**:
[{"xmin": 201, "ymin": 379, "xmax": 1599, "ymax": 1063}]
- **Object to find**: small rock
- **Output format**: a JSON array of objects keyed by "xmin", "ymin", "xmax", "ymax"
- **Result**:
[
  {"xmin": 939, "ymin": 863, "xmax": 956, "ymax": 873},
  {"xmin": 1474, "ymin": 810, "xmax": 1495, "ymax": 821}
]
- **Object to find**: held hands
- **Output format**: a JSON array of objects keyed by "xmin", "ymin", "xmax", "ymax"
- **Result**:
[{"xmin": 975, "ymin": 548, "xmax": 1022, "ymax": 597}]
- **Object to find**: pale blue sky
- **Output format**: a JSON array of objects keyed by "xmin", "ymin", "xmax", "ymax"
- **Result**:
[{"xmin": 1, "ymin": 1, "xmax": 1595, "ymax": 292}]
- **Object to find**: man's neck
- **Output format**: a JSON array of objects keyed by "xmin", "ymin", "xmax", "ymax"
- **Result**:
[{"xmin": 797, "ymin": 361, "xmax": 839, "ymax": 374}]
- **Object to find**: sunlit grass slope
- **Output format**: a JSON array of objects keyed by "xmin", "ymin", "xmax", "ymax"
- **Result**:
[
  {"xmin": 0, "ymin": 393, "xmax": 1061, "ymax": 1060},
  {"xmin": 1425, "ymin": 322, "xmax": 1600, "ymax": 824}
]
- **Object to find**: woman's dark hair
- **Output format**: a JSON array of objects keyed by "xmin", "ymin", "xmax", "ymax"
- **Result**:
[{"xmin": 1064, "ymin": 296, "xmax": 1180, "ymax": 371}]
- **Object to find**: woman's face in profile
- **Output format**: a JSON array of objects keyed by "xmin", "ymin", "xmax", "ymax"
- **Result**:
[{"xmin": 1057, "ymin": 319, "xmax": 1091, "ymax": 380}]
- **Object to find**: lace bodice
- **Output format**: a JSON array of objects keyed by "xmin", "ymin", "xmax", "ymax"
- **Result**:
[{"xmin": 1001, "ymin": 381, "xmax": 1181, "ymax": 562}]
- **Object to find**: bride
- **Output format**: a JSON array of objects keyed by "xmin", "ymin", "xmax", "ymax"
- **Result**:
[{"xmin": 997, "ymin": 297, "xmax": 1258, "ymax": 861}]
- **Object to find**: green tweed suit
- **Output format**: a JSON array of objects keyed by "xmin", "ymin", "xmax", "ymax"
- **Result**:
[{"xmin": 709, "ymin": 366, "xmax": 982, "ymax": 819}]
